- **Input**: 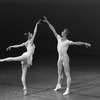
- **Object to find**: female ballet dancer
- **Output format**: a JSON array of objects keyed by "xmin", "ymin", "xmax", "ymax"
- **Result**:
[
  {"xmin": 0, "ymin": 19, "xmax": 41, "ymax": 95},
  {"xmin": 43, "ymin": 16, "xmax": 91, "ymax": 95}
]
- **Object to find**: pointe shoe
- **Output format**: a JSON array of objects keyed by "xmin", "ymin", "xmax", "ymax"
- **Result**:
[
  {"xmin": 0, "ymin": 60, "xmax": 3, "ymax": 62},
  {"xmin": 23, "ymin": 88, "xmax": 27, "ymax": 95},
  {"xmin": 54, "ymin": 84, "xmax": 61, "ymax": 91},
  {"xmin": 63, "ymin": 88, "xmax": 70, "ymax": 95}
]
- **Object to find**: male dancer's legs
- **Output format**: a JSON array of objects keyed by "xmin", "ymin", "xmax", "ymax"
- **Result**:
[
  {"xmin": 63, "ymin": 55, "xmax": 71, "ymax": 95},
  {"xmin": 54, "ymin": 58, "xmax": 63, "ymax": 91}
]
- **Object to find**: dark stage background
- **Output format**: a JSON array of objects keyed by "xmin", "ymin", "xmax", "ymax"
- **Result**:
[{"xmin": 0, "ymin": 0, "xmax": 99, "ymax": 58}]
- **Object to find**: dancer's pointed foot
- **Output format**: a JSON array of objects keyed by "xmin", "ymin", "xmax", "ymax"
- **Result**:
[
  {"xmin": 63, "ymin": 88, "xmax": 70, "ymax": 95},
  {"xmin": 23, "ymin": 88, "xmax": 27, "ymax": 95},
  {"xmin": 54, "ymin": 84, "xmax": 61, "ymax": 91},
  {"xmin": 0, "ymin": 59, "xmax": 4, "ymax": 62}
]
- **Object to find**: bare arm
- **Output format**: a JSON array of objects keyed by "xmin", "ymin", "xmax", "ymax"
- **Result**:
[
  {"xmin": 30, "ymin": 19, "xmax": 41, "ymax": 43},
  {"xmin": 43, "ymin": 16, "xmax": 58, "ymax": 38},
  {"xmin": 6, "ymin": 42, "xmax": 26, "ymax": 51},
  {"xmin": 71, "ymin": 41, "xmax": 91, "ymax": 48}
]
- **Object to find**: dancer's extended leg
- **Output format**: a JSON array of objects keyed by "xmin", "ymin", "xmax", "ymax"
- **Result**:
[
  {"xmin": 0, "ymin": 55, "xmax": 27, "ymax": 62},
  {"xmin": 54, "ymin": 59, "xmax": 63, "ymax": 91},
  {"xmin": 21, "ymin": 62, "xmax": 28, "ymax": 95}
]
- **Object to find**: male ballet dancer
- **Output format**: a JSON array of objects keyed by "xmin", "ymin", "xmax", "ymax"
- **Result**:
[{"xmin": 43, "ymin": 16, "xmax": 91, "ymax": 95}]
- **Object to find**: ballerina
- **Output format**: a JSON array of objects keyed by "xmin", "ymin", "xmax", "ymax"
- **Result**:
[
  {"xmin": 43, "ymin": 16, "xmax": 91, "ymax": 95},
  {"xmin": 0, "ymin": 19, "xmax": 41, "ymax": 95}
]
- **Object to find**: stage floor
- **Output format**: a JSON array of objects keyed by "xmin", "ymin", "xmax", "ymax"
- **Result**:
[{"xmin": 0, "ymin": 55, "xmax": 100, "ymax": 100}]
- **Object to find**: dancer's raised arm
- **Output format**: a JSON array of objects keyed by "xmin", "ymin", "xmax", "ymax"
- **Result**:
[
  {"xmin": 30, "ymin": 19, "xmax": 41, "ymax": 44},
  {"xmin": 6, "ymin": 42, "xmax": 27, "ymax": 51},
  {"xmin": 43, "ymin": 16, "xmax": 58, "ymax": 38},
  {"xmin": 70, "ymin": 41, "xmax": 91, "ymax": 48}
]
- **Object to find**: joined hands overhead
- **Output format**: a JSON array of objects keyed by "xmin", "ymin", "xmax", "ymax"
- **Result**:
[{"xmin": 43, "ymin": 16, "xmax": 49, "ymax": 23}]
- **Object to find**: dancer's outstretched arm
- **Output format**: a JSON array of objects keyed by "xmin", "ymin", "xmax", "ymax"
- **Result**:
[
  {"xmin": 6, "ymin": 42, "xmax": 27, "ymax": 51},
  {"xmin": 30, "ymin": 19, "xmax": 41, "ymax": 44},
  {"xmin": 71, "ymin": 41, "xmax": 91, "ymax": 48},
  {"xmin": 43, "ymin": 16, "xmax": 58, "ymax": 38}
]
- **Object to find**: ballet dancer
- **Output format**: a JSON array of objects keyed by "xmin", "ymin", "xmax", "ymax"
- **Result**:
[
  {"xmin": 43, "ymin": 16, "xmax": 91, "ymax": 95},
  {"xmin": 0, "ymin": 19, "xmax": 41, "ymax": 95}
]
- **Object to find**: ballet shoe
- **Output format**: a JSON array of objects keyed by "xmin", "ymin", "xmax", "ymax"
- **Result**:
[
  {"xmin": 23, "ymin": 88, "xmax": 27, "ymax": 95},
  {"xmin": 0, "ymin": 59, "xmax": 3, "ymax": 62},
  {"xmin": 54, "ymin": 84, "xmax": 61, "ymax": 91},
  {"xmin": 63, "ymin": 88, "xmax": 70, "ymax": 95}
]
